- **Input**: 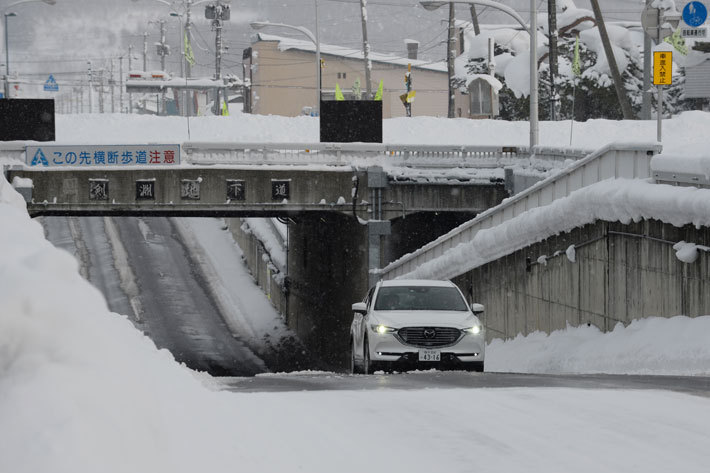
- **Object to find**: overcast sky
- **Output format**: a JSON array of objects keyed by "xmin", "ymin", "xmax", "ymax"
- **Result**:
[{"xmin": 0, "ymin": 0, "xmax": 648, "ymax": 84}]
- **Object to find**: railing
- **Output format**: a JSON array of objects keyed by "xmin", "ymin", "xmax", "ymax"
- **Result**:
[
  {"xmin": 183, "ymin": 142, "xmax": 529, "ymax": 167},
  {"xmin": 0, "ymin": 143, "xmax": 26, "ymax": 174},
  {"xmin": 375, "ymin": 142, "xmax": 662, "ymax": 281}
]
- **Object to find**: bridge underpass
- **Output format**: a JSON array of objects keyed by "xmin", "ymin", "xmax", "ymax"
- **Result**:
[{"xmin": 7, "ymin": 142, "xmax": 555, "ymax": 368}]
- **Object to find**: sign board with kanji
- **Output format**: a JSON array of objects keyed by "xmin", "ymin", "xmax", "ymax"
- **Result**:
[
  {"xmin": 653, "ymin": 51, "xmax": 673, "ymax": 85},
  {"xmin": 25, "ymin": 144, "xmax": 180, "ymax": 167},
  {"xmin": 135, "ymin": 179, "xmax": 156, "ymax": 200},
  {"xmin": 226, "ymin": 179, "xmax": 245, "ymax": 201},
  {"xmin": 271, "ymin": 179, "xmax": 291, "ymax": 200}
]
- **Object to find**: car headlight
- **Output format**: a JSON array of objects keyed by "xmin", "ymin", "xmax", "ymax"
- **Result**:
[
  {"xmin": 370, "ymin": 324, "xmax": 397, "ymax": 334},
  {"xmin": 463, "ymin": 325, "xmax": 482, "ymax": 335}
]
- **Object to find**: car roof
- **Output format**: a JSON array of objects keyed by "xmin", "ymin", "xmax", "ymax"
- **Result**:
[{"xmin": 379, "ymin": 279, "xmax": 456, "ymax": 288}]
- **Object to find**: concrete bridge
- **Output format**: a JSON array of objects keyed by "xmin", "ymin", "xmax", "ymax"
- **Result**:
[{"xmin": 4, "ymin": 140, "xmax": 617, "ymax": 368}]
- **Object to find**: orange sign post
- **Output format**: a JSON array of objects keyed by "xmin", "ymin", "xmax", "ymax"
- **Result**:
[{"xmin": 652, "ymin": 51, "xmax": 673, "ymax": 142}]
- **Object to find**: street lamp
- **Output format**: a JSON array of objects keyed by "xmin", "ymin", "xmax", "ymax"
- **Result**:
[
  {"xmin": 2, "ymin": 0, "xmax": 56, "ymax": 98},
  {"xmin": 420, "ymin": 0, "xmax": 539, "ymax": 149},
  {"xmin": 250, "ymin": 21, "xmax": 321, "ymax": 116}
]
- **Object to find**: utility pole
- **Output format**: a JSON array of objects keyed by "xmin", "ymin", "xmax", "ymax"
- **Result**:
[
  {"xmin": 548, "ymin": 0, "xmax": 559, "ymax": 120},
  {"xmin": 110, "ymin": 60, "xmax": 115, "ymax": 113},
  {"xmin": 206, "ymin": 2, "xmax": 230, "ymax": 115},
  {"xmin": 119, "ymin": 55, "xmax": 124, "ymax": 113},
  {"xmin": 143, "ymin": 31, "xmax": 148, "ymax": 71},
  {"xmin": 469, "ymin": 4, "xmax": 480, "ymax": 36},
  {"xmin": 157, "ymin": 20, "xmax": 168, "ymax": 115},
  {"xmin": 447, "ymin": 2, "xmax": 456, "ymax": 118},
  {"xmin": 359, "ymin": 0, "xmax": 373, "ymax": 98},
  {"xmin": 98, "ymin": 69, "xmax": 105, "ymax": 114},
  {"xmin": 214, "ymin": 12, "xmax": 222, "ymax": 115},
  {"xmin": 185, "ymin": 0, "xmax": 194, "ymax": 116},
  {"xmin": 128, "ymin": 45, "xmax": 134, "ymax": 114},
  {"xmin": 590, "ymin": 0, "xmax": 634, "ymax": 119},
  {"xmin": 405, "ymin": 63, "xmax": 412, "ymax": 117},
  {"xmin": 87, "ymin": 61, "xmax": 93, "ymax": 114}
]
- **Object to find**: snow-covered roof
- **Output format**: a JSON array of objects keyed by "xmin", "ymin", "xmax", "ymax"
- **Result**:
[{"xmin": 254, "ymin": 33, "xmax": 447, "ymax": 73}]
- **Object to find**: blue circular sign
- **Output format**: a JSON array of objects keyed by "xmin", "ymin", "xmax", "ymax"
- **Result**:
[{"xmin": 683, "ymin": 1, "xmax": 708, "ymax": 27}]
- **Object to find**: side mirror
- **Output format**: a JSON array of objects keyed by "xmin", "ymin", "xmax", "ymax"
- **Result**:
[
  {"xmin": 352, "ymin": 302, "xmax": 368, "ymax": 314},
  {"xmin": 471, "ymin": 303, "xmax": 485, "ymax": 315}
]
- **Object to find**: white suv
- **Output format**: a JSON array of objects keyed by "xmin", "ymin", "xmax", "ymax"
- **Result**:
[{"xmin": 350, "ymin": 279, "xmax": 485, "ymax": 374}]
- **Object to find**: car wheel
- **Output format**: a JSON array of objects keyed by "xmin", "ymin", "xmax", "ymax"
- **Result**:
[
  {"xmin": 350, "ymin": 340, "xmax": 361, "ymax": 374},
  {"xmin": 363, "ymin": 338, "xmax": 375, "ymax": 374}
]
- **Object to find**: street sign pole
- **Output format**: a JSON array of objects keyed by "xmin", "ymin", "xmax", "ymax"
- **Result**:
[
  {"xmin": 652, "ymin": 50, "xmax": 672, "ymax": 142},
  {"xmin": 657, "ymin": 84, "xmax": 663, "ymax": 142}
]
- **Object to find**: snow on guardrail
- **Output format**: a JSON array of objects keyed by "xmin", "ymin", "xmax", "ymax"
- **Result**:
[{"xmin": 375, "ymin": 142, "xmax": 663, "ymax": 281}]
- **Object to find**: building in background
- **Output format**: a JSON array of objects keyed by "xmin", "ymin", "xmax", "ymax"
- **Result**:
[{"xmin": 247, "ymin": 33, "xmax": 450, "ymax": 118}]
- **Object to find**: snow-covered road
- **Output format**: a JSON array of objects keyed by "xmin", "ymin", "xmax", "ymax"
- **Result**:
[{"xmin": 41, "ymin": 216, "xmax": 266, "ymax": 376}]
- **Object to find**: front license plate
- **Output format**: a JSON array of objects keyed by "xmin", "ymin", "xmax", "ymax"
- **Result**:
[{"xmin": 419, "ymin": 349, "xmax": 441, "ymax": 362}]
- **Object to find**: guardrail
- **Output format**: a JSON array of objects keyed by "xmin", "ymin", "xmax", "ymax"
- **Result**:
[
  {"xmin": 375, "ymin": 142, "xmax": 662, "ymax": 281},
  {"xmin": 183, "ymin": 142, "xmax": 531, "ymax": 167}
]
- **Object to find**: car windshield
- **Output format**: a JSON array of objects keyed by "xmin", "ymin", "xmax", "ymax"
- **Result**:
[{"xmin": 374, "ymin": 286, "xmax": 468, "ymax": 311}]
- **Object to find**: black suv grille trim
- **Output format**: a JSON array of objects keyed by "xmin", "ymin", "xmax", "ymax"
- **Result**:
[{"xmin": 395, "ymin": 327, "xmax": 463, "ymax": 348}]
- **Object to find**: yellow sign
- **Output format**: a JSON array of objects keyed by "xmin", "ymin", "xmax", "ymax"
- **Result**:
[
  {"xmin": 399, "ymin": 91, "xmax": 416, "ymax": 104},
  {"xmin": 653, "ymin": 51, "xmax": 673, "ymax": 85}
]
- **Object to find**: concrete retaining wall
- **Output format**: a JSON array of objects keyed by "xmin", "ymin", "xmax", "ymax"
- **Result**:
[
  {"xmin": 453, "ymin": 220, "xmax": 710, "ymax": 341},
  {"xmin": 226, "ymin": 218, "xmax": 289, "ymax": 319}
]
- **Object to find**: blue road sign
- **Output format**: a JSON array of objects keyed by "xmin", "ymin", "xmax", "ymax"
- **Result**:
[
  {"xmin": 683, "ymin": 2, "xmax": 708, "ymax": 27},
  {"xmin": 44, "ymin": 74, "xmax": 59, "ymax": 92}
]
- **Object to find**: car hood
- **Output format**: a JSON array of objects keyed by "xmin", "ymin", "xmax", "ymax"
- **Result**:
[{"xmin": 371, "ymin": 310, "xmax": 479, "ymax": 329}]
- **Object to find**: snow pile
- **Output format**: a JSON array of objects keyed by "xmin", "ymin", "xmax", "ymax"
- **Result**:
[
  {"xmin": 174, "ymin": 218, "xmax": 291, "ymax": 346},
  {"xmin": 240, "ymin": 218, "xmax": 287, "ymax": 273},
  {"xmin": 580, "ymin": 24, "xmax": 637, "ymax": 80},
  {"xmin": 398, "ymin": 178, "xmax": 710, "ymax": 281},
  {"xmin": 0, "ymin": 178, "xmax": 238, "ymax": 473},
  {"xmin": 488, "ymin": 316, "xmax": 710, "ymax": 375},
  {"xmin": 673, "ymin": 240, "xmax": 710, "ymax": 264},
  {"xmin": 23, "ymin": 109, "xmax": 709, "ymax": 159}
]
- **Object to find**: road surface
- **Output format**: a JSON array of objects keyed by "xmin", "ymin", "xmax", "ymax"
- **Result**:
[
  {"xmin": 219, "ymin": 370, "xmax": 710, "ymax": 397},
  {"xmin": 41, "ymin": 216, "xmax": 265, "ymax": 376}
]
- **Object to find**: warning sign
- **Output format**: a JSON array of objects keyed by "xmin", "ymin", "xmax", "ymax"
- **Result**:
[{"xmin": 653, "ymin": 51, "xmax": 673, "ymax": 85}]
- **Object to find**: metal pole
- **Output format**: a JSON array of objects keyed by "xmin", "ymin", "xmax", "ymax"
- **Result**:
[
  {"xmin": 213, "ymin": 11, "xmax": 222, "ymax": 115},
  {"xmin": 657, "ymin": 84, "xmax": 663, "ymax": 142},
  {"xmin": 177, "ymin": 15, "xmax": 186, "ymax": 116},
  {"xmin": 159, "ymin": 20, "xmax": 167, "ymax": 115},
  {"xmin": 4, "ymin": 13, "xmax": 11, "ymax": 98},
  {"xmin": 642, "ymin": 0, "xmax": 653, "ymax": 120},
  {"xmin": 315, "ymin": 0, "xmax": 321, "ymax": 114},
  {"xmin": 529, "ymin": 0, "xmax": 538, "ymax": 148},
  {"xmin": 185, "ymin": 0, "xmax": 194, "ymax": 115},
  {"xmin": 128, "ymin": 45, "xmax": 134, "ymax": 113},
  {"xmin": 143, "ymin": 31, "xmax": 148, "ymax": 71},
  {"xmin": 447, "ymin": 2, "xmax": 455, "ymax": 117},
  {"xmin": 359, "ymin": 0, "xmax": 372, "ymax": 98}
]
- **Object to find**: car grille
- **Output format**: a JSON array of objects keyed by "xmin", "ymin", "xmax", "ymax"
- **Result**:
[{"xmin": 396, "ymin": 327, "xmax": 462, "ymax": 348}]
